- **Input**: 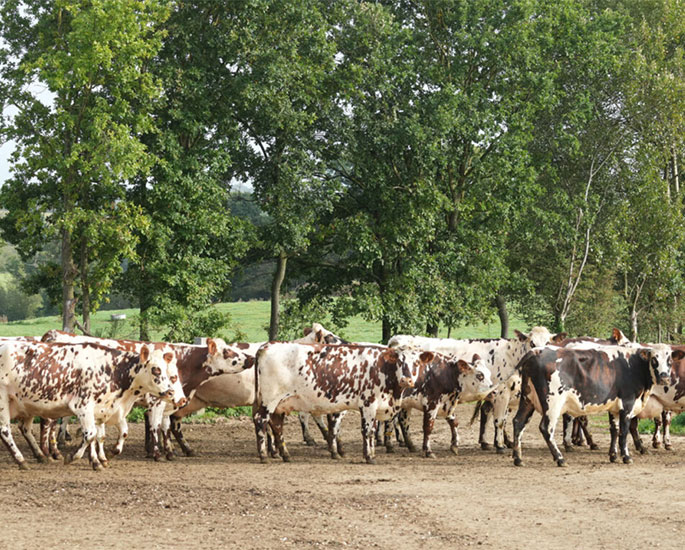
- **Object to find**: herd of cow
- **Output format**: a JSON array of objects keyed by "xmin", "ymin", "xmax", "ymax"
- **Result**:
[{"xmin": 0, "ymin": 323, "xmax": 683, "ymax": 471}]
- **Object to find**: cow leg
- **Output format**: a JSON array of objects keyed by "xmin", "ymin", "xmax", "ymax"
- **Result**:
[
  {"xmin": 422, "ymin": 407, "xmax": 438, "ymax": 458},
  {"xmin": 445, "ymin": 415, "xmax": 459, "ymax": 455},
  {"xmin": 375, "ymin": 420, "xmax": 383, "ymax": 446},
  {"xmin": 326, "ymin": 414, "xmax": 341, "ymax": 459},
  {"xmin": 253, "ymin": 404, "xmax": 273, "ymax": 463},
  {"xmin": 144, "ymin": 409, "xmax": 154, "ymax": 457},
  {"xmin": 478, "ymin": 400, "xmax": 494, "ymax": 450},
  {"xmin": 169, "ymin": 415, "xmax": 196, "ymax": 457},
  {"xmin": 95, "ymin": 425, "xmax": 109, "ymax": 468},
  {"xmin": 146, "ymin": 402, "xmax": 167, "ymax": 461},
  {"xmin": 111, "ymin": 418, "xmax": 129, "ymax": 458},
  {"xmin": 662, "ymin": 411, "xmax": 672, "ymax": 450},
  {"xmin": 18, "ymin": 417, "xmax": 48, "ymax": 463},
  {"xmin": 629, "ymin": 416, "xmax": 647, "ymax": 455},
  {"xmin": 577, "ymin": 416, "xmax": 598, "ymax": 450},
  {"xmin": 269, "ymin": 412, "xmax": 290, "ymax": 462},
  {"xmin": 360, "ymin": 411, "xmax": 377, "ymax": 464},
  {"xmin": 608, "ymin": 412, "xmax": 620, "ymax": 462},
  {"xmin": 618, "ymin": 409, "xmax": 634, "ymax": 464},
  {"xmin": 562, "ymin": 413, "xmax": 574, "ymax": 452},
  {"xmin": 538, "ymin": 404, "xmax": 566, "ymax": 467},
  {"xmin": 383, "ymin": 418, "xmax": 396, "ymax": 454},
  {"xmin": 511, "ymin": 397, "xmax": 535, "ymax": 467},
  {"xmin": 159, "ymin": 415, "xmax": 176, "ymax": 460},
  {"xmin": 40, "ymin": 418, "xmax": 61, "ymax": 460},
  {"xmin": 67, "ymin": 411, "xmax": 103, "ymax": 471},
  {"xmin": 57, "ymin": 416, "xmax": 72, "ymax": 443},
  {"xmin": 298, "ymin": 412, "xmax": 317, "ymax": 446},
  {"xmin": 652, "ymin": 416, "xmax": 662, "ymax": 448},
  {"xmin": 493, "ymin": 393, "xmax": 512, "ymax": 454},
  {"xmin": 330, "ymin": 412, "xmax": 346, "ymax": 457},
  {"xmin": 394, "ymin": 413, "xmax": 406, "ymax": 447},
  {"xmin": 397, "ymin": 409, "xmax": 417, "ymax": 452},
  {"xmin": 312, "ymin": 414, "xmax": 329, "ymax": 442}
]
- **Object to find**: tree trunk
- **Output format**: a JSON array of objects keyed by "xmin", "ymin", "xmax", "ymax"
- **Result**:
[
  {"xmin": 269, "ymin": 252, "xmax": 288, "ymax": 341},
  {"xmin": 630, "ymin": 309, "xmax": 639, "ymax": 343},
  {"xmin": 79, "ymin": 237, "xmax": 91, "ymax": 334},
  {"xmin": 382, "ymin": 317, "xmax": 393, "ymax": 345},
  {"xmin": 426, "ymin": 322, "xmax": 438, "ymax": 337},
  {"xmin": 495, "ymin": 293, "xmax": 509, "ymax": 338},
  {"xmin": 61, "ymin": 228, "xmax": 77, "ymax": 332}
]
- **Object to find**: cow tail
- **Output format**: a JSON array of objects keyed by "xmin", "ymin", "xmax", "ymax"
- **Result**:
[
  {"xmin": 470, "ymin": 401, "xmax": 482, "ymax": 426},
  {"xmin": 253, "ymin": 345, "xmax": 266, "ymax": 414}
]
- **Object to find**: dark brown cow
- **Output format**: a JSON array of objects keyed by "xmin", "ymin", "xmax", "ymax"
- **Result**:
[{"xmin": 512, "ymin": 344, "xmax": 674, "ymax": 467}]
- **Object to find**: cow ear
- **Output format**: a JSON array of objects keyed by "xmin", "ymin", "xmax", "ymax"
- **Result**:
[
  {"xmin": 419, "ymin": 351, "xmax": 434, "ymax": 363},
  {"xmin": 303, "ymin": 326, "xmax": 312, "ymax": 336},
  {"xmin": 638, "ymin": 348, "xmax": 651, "ymax": 362},
  {"xmin": 514, "ymin": 330, "xmax": 526, "ymax": 342},
  {"xmin": 315, "ymin": 330, "xmax": 323, "ymax": 343},
  {"xmin": 551, "ymin": 332, "xmax": 567, "ymax": 344},
  {"xmin": 671, "ymin": 349, "xmax": 685, "ymax": 361},
  {"xmin": 611, "ymin": 328, "xmax": 622, "ymax": 343},
  {"xmin": 472, "ymin": 353, "xmax": 481, "ymax": 362},
  {"xmin": 163, "ymin": 352, "xmax": 174, "ymax": 364},
  {"xmin": 243, "ymin": 356, "xmax": 255, "ymax": 369},
  {"xmin": 456, "ymin": 359, "xmax": 471, "ymax": 373},
  {"xmin": 207, "ymin": 338, "xmax": 217, "ymax": 356},
  {"xmin": 139, "ymin": 346, "xmax": 150, "ymax": 364}
]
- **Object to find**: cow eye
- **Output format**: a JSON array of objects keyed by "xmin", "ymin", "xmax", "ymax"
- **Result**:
[
  {"xmin": 476, "ymin": 373, "xmax": 484, "ymax": 381},
  {"xmin": 651, "ymin": 358, "xmax": 658, "ymax": 367},
  {"xmin": 151, "ymin": 366, "xmax": 162, "ymax": 376}
]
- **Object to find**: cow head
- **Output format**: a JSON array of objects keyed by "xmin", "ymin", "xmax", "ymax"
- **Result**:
[
  {"xmin": 204, "ymin": 338, "xmax": 254, "ymax": 375},
  {"xmin": 515, "ymin": 326, "xmax": 560, "ymax": 353},
  {"xmin": 638, "ymin": 344, "xmax": 673, "ymax": 386},
  {"xmin": 610, "ymin": 328, "xmax": 631, "ymax": 345},
  {"xmin": 135, "ymin": 345, "xmax": 186, "ymax": 406},
  {"xmin": 381, "ymin": 348, "xmax": 414, "ymax": 390},
  {"xmin": 453, "ymin": 353, "xmax": 493, "ymax": 402},
  {"xmin": 298, "ymin": 323, "xmax": 349, "ymax": 345}
]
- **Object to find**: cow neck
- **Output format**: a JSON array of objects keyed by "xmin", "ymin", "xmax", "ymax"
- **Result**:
[
  {"xmin": 175, "ymin": 345, "xmax": 211, "ymax": 392},
  {"xmin": 109, "ymin": 350, "xmax": 136, "ymax": 394}
]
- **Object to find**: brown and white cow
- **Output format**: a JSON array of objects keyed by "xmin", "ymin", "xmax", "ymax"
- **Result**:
[
  {"xmin": 0, "ymin": 340, "xmax": 181, "ymax": 470},
  {"xmin": 41, "ymin": 330, "xmax": 253, "ymax": 460},
  {"xmin": 629, "ymin": 344, "xmax": 685, "ymax": 452},
  {"xmin": 511, "ymin": 344, "xmax": 674, "ymax": 467},
  {"xmin": 397, "ymin": 353, "xmax": 493, "ymax": 457},
  {"xmin": 253, "ymin": 342, "xmax": 421, "ymax": 464},
  {"xmin": 389, "ymin": 327, "xmax": 561, "ymax": 453}
]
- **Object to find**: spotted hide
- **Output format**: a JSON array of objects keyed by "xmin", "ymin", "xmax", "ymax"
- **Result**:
[
  {"xmin": 512, "ymin": 344, "xmax": 673, "ymax": 467},
  {"xmin": 389, "ymin": 327, "xmax": 561, "ymax": 453},
  {"xmin": 253, "ymin": 343, "xmax": 419, "ymax": 464},
  {"xmin": 41, "ymin": 330, "xmax": 255, "ymax": 461},
  {"xmin": 0, "ymin": 340, "xmax": 179, "ymax": 470}
]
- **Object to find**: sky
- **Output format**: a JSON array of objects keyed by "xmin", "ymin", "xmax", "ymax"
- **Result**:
[{"xmin": 0, "ymin": 139, "xmax": 14, "ymax": 185}]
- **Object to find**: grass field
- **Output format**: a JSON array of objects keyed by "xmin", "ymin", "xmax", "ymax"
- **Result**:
[{"xmin": 0, "ymin": 300, "xmax": 526, "ymax": 342}]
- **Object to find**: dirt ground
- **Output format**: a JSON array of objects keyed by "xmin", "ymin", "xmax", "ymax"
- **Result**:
[{"xmin": 1, "ymin": 408, "xmax": 683, "ymax": 550}]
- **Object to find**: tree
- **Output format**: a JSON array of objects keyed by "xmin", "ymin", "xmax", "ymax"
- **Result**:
[{"xmin": 0, "ymin": 0, "xmax": 167, "ymax": 331}]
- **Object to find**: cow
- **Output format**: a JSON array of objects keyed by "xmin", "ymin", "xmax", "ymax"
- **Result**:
[
  {"xmin": 629, "ymin": 344, "xmax": 685, "ymax": 453},
  {"xmin": 511, "ymin": 343, "xmax": 674, "ymax": 467},
  {"xmin": 389, "ymin": 327, "xmax": 561, "ymax": 454},
  {"xmin": 253, "ymin": 343, "xmax": 420, "ymax": 464},
  {"xmin": 0, "ymin": 340, "xmax": 182, "ymax": 470},
  {"xmin": 397, "ymin": 353, "xmax": 493, "ymax": 457},
  {"xmin": 161, "ymin": 324, "xmax": 354, "ymax": 460},
  {"xmin": 40, "ymin": 330, "xmax": 253, "ymax": 460}
]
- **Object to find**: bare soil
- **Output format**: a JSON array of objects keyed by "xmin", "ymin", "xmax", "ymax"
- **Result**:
[{"xmin": 1, "ymin": 408, "xmax": 683, "ymax": 550}]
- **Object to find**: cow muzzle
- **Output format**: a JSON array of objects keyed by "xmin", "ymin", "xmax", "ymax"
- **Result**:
[
  {"xmin": 658, "ymin": 372, "xmax": 670, "ymax": 385},
  {"xmin": 174, "ymin": 397, "xmax": 188, "ymax": 409},
  {"xmin": 399, "ymin": 377, "xmax": 414, "ymax": 389}
]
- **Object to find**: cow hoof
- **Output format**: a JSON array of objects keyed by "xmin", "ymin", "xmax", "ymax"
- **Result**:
[
  {"xmin": 17, "ymin": 461, "xmax": 29, "ymax": 471},
  {"xmin": 665, "ymin": 444, "xmax": 673, "ymax": 451},
  {"xmin": 513, "ymin": 457, "xmax": 523, "ymax": 467},
  {"xmin": 337, "ymin": 448, "xmax": 346, "ymax": 457},
  {"xmin": 153, "ymin": 454, "xmax": 161, "ymax": 462},
  {"xmin": 495, "ymin": 446, "xmax": 506, "ymax": 455},
  {"xmin": 590, "ymin": 444, "xmax": 599, "ymax": 451},
  {"xmin": 101, "ymin": 460, "xmax": 110, "ymax": 469},
  {"xmin": 63, "ymin": 453, "xmax": 74, "ymax": 465},
  {"xmin": 92, "ymin": 462, "xmax": 104, "ymax": 472},
  {"xmin": 557, "ymin": 459, "xmax": 566, "ymax": 467},
  {"xmin": 281, "ymin": 455, "xmax": 291, "ymax": 463},
  {"xmin": 623, "ymin": 456, "xmax": 633, "ymax": 465},
  {"xmin": 450, "ymin": 445, "xmax": 459, "ymax": 456},
  {"xmin": 424, "ymin": 451, "xmax": 435, "ymax": 459},
  {"xmin": 609, "ymin": 455, "xmax": 618, "ymax": 463},
  {"xmin": 563, "ymin": 444, "xmax": 573, "ymax": 453},
  {"xmin": 166, "ymin": 452, "xmax": 175, "ymax": 461},
  {"xmin": 652, "ymin": 441, "xmax": 661, "ymax": 449},
  {"xmin": 480, "ymin": 442, "xmax": 491, "ymax": 451},
  {"xmin": 109, "ymin": 447, "xmax": 121, "ymax": 457},
  {"xmin": 505, "ymin": 441, "xmax": 514, "ymax": 449},
  {"xmin": 330, "ymin": 452, "xmax": 341, "ymax": 460},
  {"xmin": 184, "ymin": 449, "xmax": 196, "ymax": 457},
  {"xmin": 259, "ymin": 456, "xmax": 268, "ymax": 464},
  {"xmin": 365, "ymin": 457, "xmax": 376, "ymax": 465},
  {"xmin": 638, "ymin": 447, "xmax": 648, "ymax": 455},
  {"xmin": 36, "ymin": 454, "xmax": 48, "ymax": 464},
  {"xmin": 304, "ymin": 438, "xmax": 317, "ymax": 447},
  {"xmin": 385, "ymin": 446, "xmax": 395, "ymax": 454},
  {"xmin": 406, "ymin": 443, "xmax": 418, "ymax": 453}
]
